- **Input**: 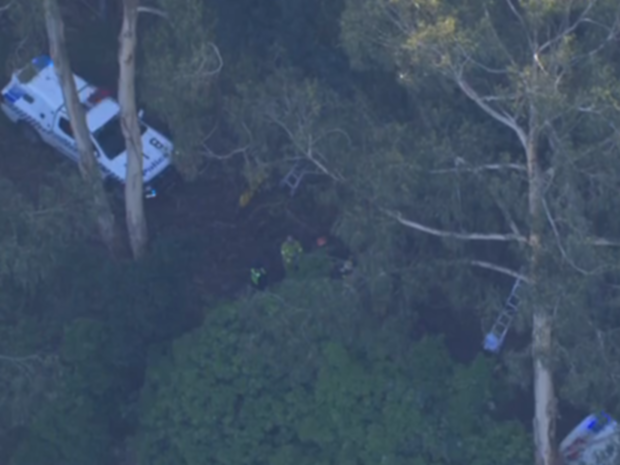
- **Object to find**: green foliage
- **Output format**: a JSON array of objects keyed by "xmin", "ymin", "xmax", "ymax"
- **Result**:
[
  {"xmin": 0, "ymin": 172, "xmax": 93, "ymax": 288},
  {"xmin": 10, "ymin": 391, "xmax": 113, "ymax": 465},
  {"xmin": 135, "ymin": 278, "xmax": 531, "ymax": 465},
  {"xmin": 6, "ymin": 0, "xmax": 620, "ymax": 462},
  {"xmin": 339, "ymin": 0, "xmax": 620, "ymax": 413},
  {"xmin": 3, "ymin": 234, "xmax": 202, "ymax": 464},
  {"xmin": 138, "ymin": 0, "xmax": 219, "ymax": 177},
  {"xmin": 2, "ymin": 1, "xmax": 47, "ymax": 71},
  {"xmin": 223, "ymin": 67, "xmax": 352, "ymax": 189}
]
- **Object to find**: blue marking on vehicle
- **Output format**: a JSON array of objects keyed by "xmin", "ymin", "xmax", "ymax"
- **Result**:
[
  {"xmin": 6, "ymin": 86, "xmax": 25, "ymax": 102},
  {"xmin": 2, "ymin": 92, "xmax": 17, "ymax": 103},
  {"xmin": 32, "ymin": 55, "xmax": 52, "ymax": 70}
]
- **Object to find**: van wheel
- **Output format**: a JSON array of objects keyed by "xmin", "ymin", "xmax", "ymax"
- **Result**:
[{"xmin": 18, "ymin": 123, "xmax": 42, "ymax": 145}]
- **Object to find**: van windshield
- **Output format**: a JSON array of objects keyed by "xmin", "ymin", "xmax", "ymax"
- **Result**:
[{"xmin": 93, "ymin": 116, "xmax": 147, "ymax": 161}]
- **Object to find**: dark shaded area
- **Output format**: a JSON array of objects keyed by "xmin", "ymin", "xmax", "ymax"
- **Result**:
[{"xmin": 147, "ymin": 164, "xmax": 339, "ymax": 298}]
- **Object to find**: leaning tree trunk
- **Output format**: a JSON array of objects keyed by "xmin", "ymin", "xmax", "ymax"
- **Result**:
[
  {"xmin": 44, "ymin": 0, "xmax": 121, "ymax": 255},
  {"xmin": 118, "ymin": 0, "xmax": 147, "ymax": 259},
  {"xmin": 527, "ymin": 103, "xmax": 558, "ymax": 465}
]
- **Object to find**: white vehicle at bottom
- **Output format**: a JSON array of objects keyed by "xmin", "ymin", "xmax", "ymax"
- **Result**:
[
  {"xmin": 0, "ymin": 55, "xmax": 175, "ymax": 198},
  {"xmin": 560, "ymin": 413, "xmax": 620, "ymax": 465}
]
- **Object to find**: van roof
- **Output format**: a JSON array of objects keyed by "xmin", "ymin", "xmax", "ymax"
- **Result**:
[{"xmin": 16, "ymin": 55, "xmax": 93, "ymax": 111}]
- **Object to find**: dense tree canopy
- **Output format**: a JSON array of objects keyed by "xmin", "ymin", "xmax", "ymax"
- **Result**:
[
  {"xmin": 1, "ymin": 0, "xmax": 620, "ymax": 464},
  {"xmin": 135, "ymin": 277, "xmax": 531, "ymax": 465}
]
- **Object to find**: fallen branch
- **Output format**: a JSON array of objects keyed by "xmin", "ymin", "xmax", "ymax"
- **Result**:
[{"xmin": 386, "ymin": 210, "xmax": 528, "ymax": 243}]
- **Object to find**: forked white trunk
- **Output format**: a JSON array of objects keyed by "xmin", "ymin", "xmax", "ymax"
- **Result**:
[{"xmin": 118, "ymin": 0, "xmax": 147, "ymax": 259}]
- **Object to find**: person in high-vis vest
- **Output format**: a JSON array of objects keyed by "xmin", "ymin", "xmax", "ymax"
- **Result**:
[
  {"xmin": 250, "ymin": 265, "xmax": 267, "ymax": 290},
  {"xmin": 281, "ymin": 235, "xmax": 303, "ymax": 273}
]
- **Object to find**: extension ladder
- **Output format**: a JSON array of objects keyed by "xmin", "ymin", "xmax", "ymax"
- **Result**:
[{"xmin": 483, "ymin": 276, "xmax": 524, "ymax": 353}]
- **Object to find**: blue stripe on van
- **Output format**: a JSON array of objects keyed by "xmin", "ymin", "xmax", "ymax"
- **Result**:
[
  {"xmin": 32, "ymin": 55, "xmax": 52, "ymax": 70},
  {"xmin": 2, "ymin": 92, "xmax": 17, "ymax": 103}
]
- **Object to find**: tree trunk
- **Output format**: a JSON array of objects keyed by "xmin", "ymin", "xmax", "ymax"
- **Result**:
[
  {"xmin": 527, "ymin": 105, "xmax": 557, "ymax": 465},
  {"xmin": 118, "ymin": 0, "xmax": 147, "ymax": 259},
  {"xmin": 43, "ymin": 0, "xmax": 121, "ymax": 255}
]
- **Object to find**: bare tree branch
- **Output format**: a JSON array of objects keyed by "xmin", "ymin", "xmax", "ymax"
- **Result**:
[
  {"xmin": 588, "ymin": 237, "xmax": 620, "ymax": 247},
  {"xmin": 494, "ymin": 193, "xmax": 523, "ymax": 240},
  {"xmin": 201, "ymin": 144, "xmax": 250, "ymax": 161},
  {"xmin": 504, "ymin": 0, "xmax": 533, "ymax": 52},
  {"xmin": 137, "ymin": 5, "xmax": 168, "ymax": 18},
  {"xmin": 455, "ymin": 75, "xmax": 529, "ymax": 151},
  {"xmin": 536, "ymin": 0, "xmax": 597, "ymax": 57},
  {"xmin": 0, "ymin": 0, "xmax": 14, "ymax": 13},
  {"xmin": 201, "ymin": 42, "xmax": 223, "ymax": 76},
  {"xmin": 469, "ymin": 259, "xmax": 531, "ymax": 282},
  {"xmin": 0, "ymin": 354, "xmax": 42, "ymax": 364},
  {"xmin": 137, "ymin": 5, "xmax": 223, "ymax": 78},
  {"xmin": 541, "ymin": 197, "xmax": 605, "ymax": 275},
  {"xmin": 199, "ymin": 122, "xmax": 251, "ymax": 160},
  {"xmin": 385, "ymin": 209, "xmax": 529, "ymax": 243},
  {"xmin": 267, "ymin": 115, "xmax": 345, "ymax": 182},
  {"xmin": 430, "ymin": 158, "xmax": 527, "ymax": 174}
]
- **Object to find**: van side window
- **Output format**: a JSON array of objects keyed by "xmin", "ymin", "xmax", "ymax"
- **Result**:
[
  {"xmin": 59, "ymin": 117, "xmax": 73, "ymax": 138},
  {"xmin": 22, "ymin": 94, "xmax": 34, "ymax": 104}
]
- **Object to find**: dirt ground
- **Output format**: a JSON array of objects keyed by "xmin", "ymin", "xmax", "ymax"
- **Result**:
[{"xmin": 148, "ymin": 162, "xmax": 338, "ymax": 297}]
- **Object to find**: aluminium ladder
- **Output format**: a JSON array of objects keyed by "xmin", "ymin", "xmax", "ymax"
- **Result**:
[
  {"xmin": 483, "ymin": 276, "xmax": 524, "ymax": 353},
  {"xmin": 280, "ymin": 160, "xmax": 314, "ymax": 196}
]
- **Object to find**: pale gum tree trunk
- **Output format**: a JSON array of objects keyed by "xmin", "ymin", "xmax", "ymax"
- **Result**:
[
  {"xmin": 528, "ymin": 103, "xmax": 558, "ymax": 465},
  {"xmin": 43, "ymin": 0, "xmax": 120, "ymax": 255},
  {"xmin": 118, "ymin": 0, "xmax": 148, "ymax": 259}
]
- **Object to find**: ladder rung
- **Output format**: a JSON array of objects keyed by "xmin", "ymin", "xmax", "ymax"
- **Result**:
[
  {"xmin": 492, "ymin": 325, "xmax": 508, "ymax": 335},
  {"xmin": 282, "ymin": 170, "xmax": 307, "ymax": 184},
  {"xmin": 491, "ymin": 328, "xmax": 507, "ymax": 338},
  {"xmin": 483, "ymin": 276, "xmax": 527, "ymax": 353},
  {"xmin": 495, "ymin": 316, "xmax": 511, "ymax": 324},
  {"xmin": 284, "ymin": 174, "xmax": 301, "ymax": 184},
  {"xmin": 499, "ymin": 317, "xmax": 512, "ymax": 327}
]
